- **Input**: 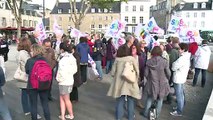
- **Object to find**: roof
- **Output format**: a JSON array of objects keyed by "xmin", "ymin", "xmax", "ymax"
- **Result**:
[
  {"xmin": 50, "ymin": 2, "xmax": 121, "ymax": 14},
  {"xmin": 174, "ymin": 2, "xmax": 212, "ymax": 11}
]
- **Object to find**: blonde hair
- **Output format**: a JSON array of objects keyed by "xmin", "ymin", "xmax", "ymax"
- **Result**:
[{"xmin": 31, "ymin": 44, "xmax": 45, "ymax": 56}]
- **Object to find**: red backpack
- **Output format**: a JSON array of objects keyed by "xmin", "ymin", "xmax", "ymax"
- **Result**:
[{"xmin": 30, "ymin": 60, "xmax": 52, "ymax": 90}]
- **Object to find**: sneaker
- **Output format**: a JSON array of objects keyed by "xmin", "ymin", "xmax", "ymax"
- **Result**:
[
  {"xmin": 170, "ymin": 111, "xmax": 182, "ymax": 116},
  {"xmin": 172, "ymin": 106, "xmax": 177, "ymax": 110},
  {"xmin": 24, "ymin": 112, "xmax": 30, "ymax": 116},
  {"xmin": 65, "ymin": 114, "xmax": 74, "ymax": 119},
  {"xmin": 37, "ymin": 114, "xmax": 42, "ymax": 119},
  {"xmin": 58, "ymin": 115, "xmax": 66, "ymax": 120}
]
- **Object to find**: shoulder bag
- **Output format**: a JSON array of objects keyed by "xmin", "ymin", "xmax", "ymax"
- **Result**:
[{"xmin": 122, "ymin": 62, "xmax": 136, "ymax": 83}]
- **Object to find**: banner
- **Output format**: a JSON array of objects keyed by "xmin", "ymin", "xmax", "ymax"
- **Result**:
[
  {"xmin": 145, "ymin": 17, "xmax": 164, "ymax": 35},
  {"xmin": 112, "ymin": 37, "xmax": 126, "ymax": 49},
  {"xmin": 53, "ymin": 17, "xmax": 64, "ymax": 40},
  {"xmin": 105, "ymin": 20, "xmax": 126, "ymax": 38},
  {"xmin": 34, "ymin": 21, "xmax": 46, "ymax": 44},
  {"xmin": 168, "ymin": 15, "xmax": 202, "ymax": 43},
  {"xmin": 167, "ymin": 15, "xmax": 187, "ymax": 33}
]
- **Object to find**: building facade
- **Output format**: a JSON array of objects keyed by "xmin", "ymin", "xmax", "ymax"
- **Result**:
[
  {"xmin": 120, "ymin": 0, "xmax": 156, "ymax": 33},
  {"xmin": 50, "ymin": 2, "xmax": 120, "ymax": 34},
  {"xmin": 174, "ymin": 1, "xmax": 213, "ymax": 31},
  {"xmin": 0, "ymin": 0, "xmax": 42, "ymax": 28}
]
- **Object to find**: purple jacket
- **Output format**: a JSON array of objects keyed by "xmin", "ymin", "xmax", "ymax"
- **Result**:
[{"xmin": 106, "ymin": 43, "xmax": 116, "ymax": 60}]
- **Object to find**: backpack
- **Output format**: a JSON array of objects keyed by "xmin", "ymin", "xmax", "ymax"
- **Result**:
[
  {"xmin": 149, "ymin": 100, "xmax": 157, "ymax": 120},
  {"xmin": 30, "ymin": 60, "xmax": 52, "ymax": 90}
]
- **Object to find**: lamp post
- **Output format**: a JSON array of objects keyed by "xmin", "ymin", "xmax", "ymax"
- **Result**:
[{"xmin": 43, "ymin": 0, "xmax": 45, "ymax": 29}]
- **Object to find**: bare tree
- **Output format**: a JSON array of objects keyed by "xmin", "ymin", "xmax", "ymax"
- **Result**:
[
  {"xmin": 56, "ymin": 0, "xmax": 127, "ymax": 30},
  {"xmin": 6, "ymin": 0, "xmax": 31, "ymax": 38}
]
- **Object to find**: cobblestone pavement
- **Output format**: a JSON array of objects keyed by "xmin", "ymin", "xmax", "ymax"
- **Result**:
[{"xmin": 1, "ymin": 45, "xmax": 213, "ymax": 120}]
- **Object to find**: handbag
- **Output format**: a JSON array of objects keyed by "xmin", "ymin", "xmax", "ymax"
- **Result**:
[
  {"xmin": 148, "ymin": 100, "xmax": 157, "ymax": 120},
  {"xmin": 14, "ymin": 67, "xmax": 28, "ymax": 82},
  {"xmin": 122, "ymin": 62, "xmax": 136, "ymax": 83}
]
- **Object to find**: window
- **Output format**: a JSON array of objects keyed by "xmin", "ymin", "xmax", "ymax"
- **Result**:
[
  {"xmin": 132, "ymin": 16, "xmax": 136, "ymax": 23},
  {"xmin": 139, "ymin": 16, "xmax": 143, "ymax": 23},
  {"xmin": 23, "ymin": 19, "xmax": 28, "ymax": 26},
  {"xmin": 140, "ymin": 5, "xmax": 144, "ymax": 11},
  {"xmin": 34, "ymin": 21, "xmax": 38, "ymax": 27},
  {"xmin": 58, "ymin": 9, "xmax": 62, "ymax": 13},
  {"xmin": 193, "ymin": 3, "xmax": 198, "ymax": 9},
  {"xmin": 111, "ymin": 16, "xmax": 113, "ymax": 20},
  {"xmin": 187, "ymin": 22, "xmax": 190, "ymax": 27},
  {"xmin": 201, "ymin": 12, "xmax": 205, "ymax": 17},
  {"xmin": 99, "ymin": 24, "xmax": 102, "ymax": 29},
  {"xmin": 133, "ymin": 5, "xmax": 136, "ymax": 11},
  {"xmin": 75, "ymin": 9, "xmax": 78, "ymax": 13},
  {"xmin": 125, "ymin": 16, "xmax": 128, "ymax": 22},
  {"xmin": 105, "ymin": 16, "xmax": 108, "ymax": 20},
  {"xmin": 109, "ymin": 8, "xmax": 112, "ymax": 13},
  {"xmin": 125, "ymin": 26, "xmax": 128, "ymax": 32},
  {"xmin": 59, "ymin": 17, "xmax": 62, "ymax": 21},
  {"xmin": 92, "ymin": 16, "xmax": 95, "ymax": 20},
  {"xmin": 91, "ymin": 8, "xmax": 95, "ymax": 13},
  {"xmin": 105, "ymin": 24, "xmax": 108, "ymax": 28},
  {"xmin": 29, "ymin": 20, "xmax": 32, "ymax": 27},
  {"xmin": 186, "ymin": 12, "xmax": 190, "ymax": 18},
  {"xmin": 201, "ymin": 21, "xmax": 205, "ymax": 27},
  {"xmin": 68, "ymin": 9, "xmax": 71, "ymax": 13},
  {"xmin": 201, "ymin": 2, "xmax": 206, "ymax": 9},
  {"xmin": 12, "ymin": 18, "xmax": 15, "ymax": 27},
  {"xmin": 194, "ymin": 12, "xmax": 197, "ymax": 18},
  {"xmin": 132, "ymin": 26, "xmax": 136, "ymax": 33},
  {"xmin": 98, "ymin": 9, "xmax": 101, "ymax": 13},
  {"xmin": 2, "ymin": 17, "xmax": 6, "ymax": 27},
  {"xmin": 69, "ymin": 17, "xmax": 72, "ymax": 22},
  {"xmin": 125, "ymin": 6, "xmax": 128, "ymax": 11},
  {"xmin": 91, "ymin": 24, "xmax": 95, "ymax": 28},
  {"xmin": 99, "ymin": 16, "xmax": 102, "ymax": 21},
  {"xmin": 193, "ymin": 21, "xmax": 197, "ymax": 27},
  {"xmin": 104, "ymin": 8, "xmax": 108, "ymax": 13}
]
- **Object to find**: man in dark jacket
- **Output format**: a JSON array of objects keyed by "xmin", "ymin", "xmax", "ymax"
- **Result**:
[
  {"xmin": 76, "ymin": 37, "xmax": 90, "ymax": 83},
  {"xmin": 0, "ymin": 35, "xmax": 9, "ymax": 62},
  {"xmin": 0, "ymin": 67, "xmax": 12, "ymax": 120},
  {"xmin": 92, "ymin": 34, "xmax": 104, "ymax": 80}
]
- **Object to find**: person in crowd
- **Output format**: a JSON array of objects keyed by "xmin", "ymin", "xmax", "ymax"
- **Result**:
[
  {"xmin": 0, "ymin": 66, "xmax": 12, "ymax": 120},
  {"xmin": 165, "ymin": 37, "xmax": 173, "ymax": 54},
  {"xmin": 0, "ymin": 34, "xmax": 9, "ymax": 62},
  {"xmin": 192, "ymin": 40, "xmax": 211, "ymax": 87},
  {"xmin": 101, "ymin": 37, "xmax": 107, "ymax": 69},
  {"xmin": 92, "ymin": 34, "xmax": 104, "ymax": 80},
  {"xmin": 106, "ymin": 38, "xmax": 116, "ymax": 74},
  {"xmin": 87, "ymin": 34, "xmax": 94, "ymax": 54},
  {"xmin": 107, "ymin": 35, "xmax": 141, "ymax": 120},
  {"xmin": 16, "ymin": 37, "xmax": 32, "ymax": 116},
  {"xmin": 142, "ymin": 46, "xmax": 171, "ymax": 118},
  {"xmin": 160, "ymin": 44, "xmax": 170, "ymax": 61},
  {"xmin": 25, "ymin": 44, "xmax": 50, "ymax": 120},
  {"xmin": 70, "ymin": 45, "xmax": 83, "ymax": 103},
  {"xmin": 164, "ymin": 37, "xmax": 180, "ymax": 104},
  {"xmin": 170, "ymin": 43, "xmax": 191, "ymax": 116},
  {"xmin": 56, "ymin": 41, "xmax": 77, "ymax": 120},
  {"xmin": 42, "ymin": 39, "xmax": 57, "ymax": 101},
  {"xmin": 117, "ymin": 35, "xmax": 134, "ymax": 56},
  {"xmin": 76, "ymin": 37, "xmax": 90, "ymax": 83}
]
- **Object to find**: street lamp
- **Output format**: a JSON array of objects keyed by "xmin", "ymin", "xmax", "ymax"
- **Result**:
[{"xmin": 43, "ymin": 0, "xmax": 45, "ymax": 29}]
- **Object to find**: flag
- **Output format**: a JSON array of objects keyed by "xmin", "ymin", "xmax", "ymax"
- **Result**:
[
  {"xmin": 34, "ymin": 21, "xmax": 46, "ymax": 44},
  {"xmin": 53, "ymin": 16, "xmax": 64, "ymax": 40}
]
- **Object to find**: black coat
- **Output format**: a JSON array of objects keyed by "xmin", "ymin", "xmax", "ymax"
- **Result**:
[
  {"xmin": 73, "ymin": 51, "xmax": 83, "ymax": 87},
  {"xmin": 0, "ymin": 67, "xmax": 5, "ymax": 98}
]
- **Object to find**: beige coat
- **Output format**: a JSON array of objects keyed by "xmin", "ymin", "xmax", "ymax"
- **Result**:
[
  {"xmin": 107, "ymin": 56, "xmax": 141, "ymax": 99},
  {"xmin": 16, "ymin": 50, "xmax": 30, "ymax": 88}
]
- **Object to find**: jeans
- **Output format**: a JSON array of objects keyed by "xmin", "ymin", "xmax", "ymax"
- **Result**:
[
  {"xmin": 193, "ymin": 68, "xmax": 207, "ymax": 87},
  {"xmin": 174, "ymin": 83, "xmax": 184, "ymax": 114},
  {"xmin": 80, "ymin": 65, "xmax": 88, "ymax": 83},
  {"xmin": 29, "ymin": 89, "xmax": 50, "ymax": 120},
  {"xmin": 95, "ymin": 61, "xmax": 103, "ymax": 79},
  {"xmin": 115, "ymin": 95, "xmax": 135, "ymax": 120},
  {"xmin": 0, "ymin": 97, "xmax": 12, "ymax": 120},
  {"xmin": 70, "ymin": 87, "xmax": 78, "ymax": 101},
  {"xmin": 106, "ymin": 59, "xmax": 114, "ymax": 74},
  {"xmin": 143, "ymin": 95, "xmax": 163, "ymax": 118},
  {"xmin": 21, "ymin": 89, "xmax": 30, "ymax": 113},
  {"xmin": 48, "ymin": 68, "xmax": 56, "ymax": 98}
]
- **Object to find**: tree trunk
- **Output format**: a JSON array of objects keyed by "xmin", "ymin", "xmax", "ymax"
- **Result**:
[
  {"xmin": 17, "ymin": 20, "xmax": 22, "ymax": 39},
  {"xmin": 75, "ymin": 23, "xmax": 80, "ymax": 30}
]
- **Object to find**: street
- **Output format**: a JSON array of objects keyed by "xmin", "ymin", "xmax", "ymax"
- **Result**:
[{"xmin": 1, "ymin": 44, "xmax": 213, "ymax": 120}]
